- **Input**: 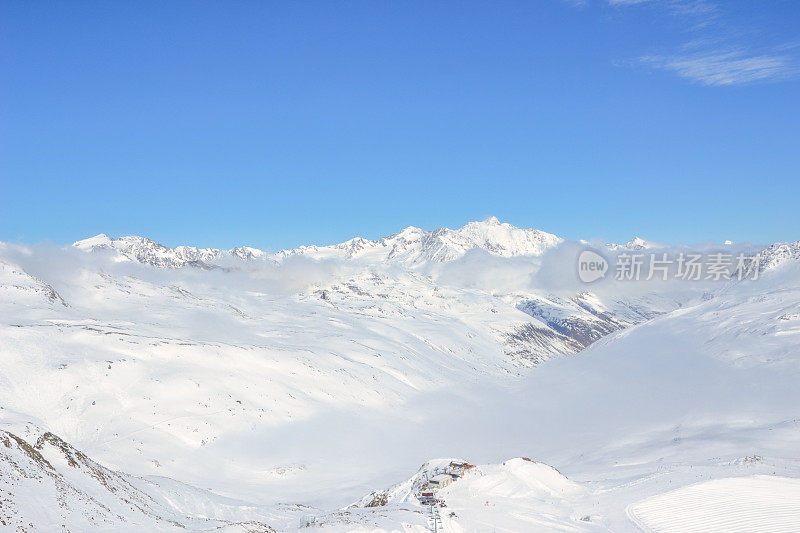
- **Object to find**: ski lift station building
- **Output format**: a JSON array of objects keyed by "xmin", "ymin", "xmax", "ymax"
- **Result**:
[{"xmin": 429, "ymin": 474, "xmax": 452, "ymax": 488}]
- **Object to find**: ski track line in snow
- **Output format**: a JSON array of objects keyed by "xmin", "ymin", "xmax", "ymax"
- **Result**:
[{"xmin": 626, "ymin": 475, "xmax": 800, "ymax": 533}]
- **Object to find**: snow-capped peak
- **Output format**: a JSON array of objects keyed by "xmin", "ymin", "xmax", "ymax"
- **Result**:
[
  {"xmin": 627, "ymin": 237, "xmax": 651, "ymax": 249},
  {"xmin": 607, "ymin": 237, "xmax": 661, "ymax": 251},
  {"xmin": 392, "ymin": 226, "xmax": 425, "ymax": 239},
  {"xmin": 278, "ymin": 219, "xmax": 562, "ymax": 264},
  {"xmin": 73, "ymin": 234, "xmax": 114, "ymax": 250},
  {"xmin": 71, "ymin": 234, "xmax": 270, "ymax": 268}
]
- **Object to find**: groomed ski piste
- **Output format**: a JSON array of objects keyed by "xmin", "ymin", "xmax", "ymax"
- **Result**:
[
  {"xmin": 627, "ymin": 476, "xmax": 800, "ymax": 533},
  {"xmin": 1, "ymin": 219, "xmax": 800, "ymax": 531}
]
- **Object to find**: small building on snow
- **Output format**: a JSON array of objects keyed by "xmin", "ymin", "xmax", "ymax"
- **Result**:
[
  {"xmin": 429, "ymin": 474, "xmax": 452, "ymax": 488},
  {"xmin": 448, "ymin": 461, "xmax": 475, "ymax": 477}
]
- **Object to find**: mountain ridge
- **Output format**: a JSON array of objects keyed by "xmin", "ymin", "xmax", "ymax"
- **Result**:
[
  {"xmin": 72, "ymin": 217, "xmax": 564, "ymax": 268},
  {"xmin": 70, "ymin": 218, "xmax": 718, "ymax": 270}
]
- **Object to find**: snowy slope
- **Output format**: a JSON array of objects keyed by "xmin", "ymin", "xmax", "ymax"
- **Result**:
[
  {"xmin": 1, "ymin": 225, "xmax": 799, "ymax": 531},
  {"xmin": 319, "ymin": 249, "xmax": 800, "ymax": 531},
  {"xmin": 0, "ymin": 429, "xmax": 276, "ymax": 532},
  {"xmin": 0, "ymin": 259, "xmax": 68, "ymax": 308},
  {"xmin": 337, "ymin": 457, "xmax": 597, "ymax": 532},
  {"xmin": 627, "ymin": 476, "xmax": 800, "ymax": 533}
]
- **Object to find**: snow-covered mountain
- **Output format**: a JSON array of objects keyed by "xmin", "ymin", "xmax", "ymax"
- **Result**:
[
  {"xmin": 2, "ymin": 223, "xmax": 800, "ymax": 532},
  {"xmin": 0, "ymin": 429, "xmax": 276, "ymax": 531},
  {"xmin": 72, "ymin": 217, "xmax": 562, "ymax": 268},
  {"xmin": 756, "ymin": 239, "xmax": 800, "ymax": 271},
  {"xmin": 277, "ymin": 217, "xmax": 562, "ymax": 264},
  {"xmin": 73, "ymin": 233, "xmax": 270, "ymax": 268},
  {"xmin": 607, "ymin": 236, "xmax": 662, "ymax": 251}
]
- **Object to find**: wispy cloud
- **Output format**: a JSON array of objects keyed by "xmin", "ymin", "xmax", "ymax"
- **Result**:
[
  {"xmin": 641, "ymin": 51, "xmax": 796, "ymax": 86},
  {"xmin": 592, "ymin": 0, "xmax": 799, "ymax": 85},
  {"xmin": 608, "ymin": 0, "xmax": 719, "ymax": 29},
  {"xmin": 607, "ymin": 0, "xmax": 654, "ymax": 5},
  {"xmin": 607, "ymin": 0, "xmax": 713, "ymax": 12}
]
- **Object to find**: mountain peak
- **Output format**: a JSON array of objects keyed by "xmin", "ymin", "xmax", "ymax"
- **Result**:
[
  {"xmin": 73, "ymin": 234, "xmax": 113, "ymax": 250},
  {"xmin": 626, "ymin": 237, "xmax": 651, "ymax": 249},
  {"xmin": 608, "ymin": 237, "xmax": 661, "ymax": 251}
]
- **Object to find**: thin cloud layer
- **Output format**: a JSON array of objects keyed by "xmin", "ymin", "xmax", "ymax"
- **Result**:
[
  {"xmin": 573, "ymin": 0, "xmax": 800, "ymax": 86},
  {"xmin": 641, "ymin": 51, "xmax": 795, "ymax": 86}
]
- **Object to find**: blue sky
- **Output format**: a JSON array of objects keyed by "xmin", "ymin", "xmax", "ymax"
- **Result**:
[{"xmin": 2, "ymin": 1, "xmax": 798, "ymax": 250}]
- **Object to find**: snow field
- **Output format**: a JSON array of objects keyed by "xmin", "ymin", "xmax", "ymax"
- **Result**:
[{"xmin": 627, "ymin": 475, "xmax": 800, "ymax": 533}]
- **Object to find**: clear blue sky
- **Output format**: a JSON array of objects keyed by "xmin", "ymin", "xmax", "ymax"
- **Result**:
[{"xmin": 2, "ymin": 1, "xmax": 798, "ymax": 250}]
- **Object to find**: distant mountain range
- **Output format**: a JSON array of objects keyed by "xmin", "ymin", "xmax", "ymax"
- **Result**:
[{"xmin": 71, "ymin": 217, "xmax": 671, "ymax": 269}]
